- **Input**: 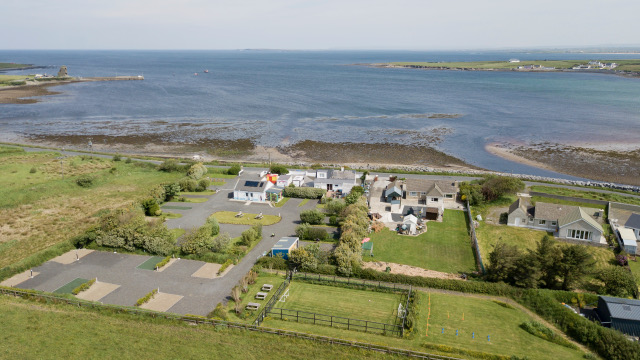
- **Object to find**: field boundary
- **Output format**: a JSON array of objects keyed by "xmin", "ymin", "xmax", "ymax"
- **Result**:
[
  {"xmin": 0, "ymin": 286, "xmax": 460, "ymax": 360},
  {"xmin": 529, "ymin": 192, "xmax": 609, "ymax": 206},
  {"xmin": 465, "ymin": 201, "xmax": 485, "ymax": 274},
  {"xmin": 254, "ymin": 270, "xmax": 292, "ymax": 326}
]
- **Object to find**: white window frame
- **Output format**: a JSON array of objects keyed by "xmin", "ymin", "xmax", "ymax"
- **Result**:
[
  {"xmin": 409, "ymin": 192, "xmax": 418, "ymax": 197},
  {"xmin": 539, "ymin": 220, "xmax": 546, "ymax": 225},
  {"xmin": 445, "ymin": 194, "xmax": 453, "ymax": 199},
  {"xmin": 431, "ymin": 197, "xmax": 439, "ymax": 202}
]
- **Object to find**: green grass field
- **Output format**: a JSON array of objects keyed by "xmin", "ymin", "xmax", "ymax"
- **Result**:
[
  {"xmin": 0, "ymin": 74, "xmax": 35, "ymax": 86},
  {"xmin": 365, "ymin": 210, "xmax": 476, "ymax": 274},
  {"xmin": 273, "ymin": 197, "xmax": 290, "ymax": 208},
  {"xmin": 0, "ymin": 296, "xmax": 398, "ymax": 360},
  {"xmin": 476, "ymin": 223, "xmax": 614, "ymax": 269},
  {"xmin": 212, "ymin": 211, "xmax": 281, "ymax": 226},
  {"xmin": 530, "ymin": 185, "xmax": 640, "ymax": 206},
  {"xmin": 136, "ymin": 256, "xmax": 165, "ymax": 270},
  {"xmin": 273, "ymin": 282, "xmax": 402, "ymax": 325},
  {"xmin": 255, "ymin": 274, "xmax": 587, "ymax": 359},
  {"xmin": 179, "ymin": 196, "xmax": 208, "ymax": 203},
  {"xmin": 0, "ymin": 147, "xmax": 183, "ymax": 269},
  {"xmin": 53, "ymin": 278, "xmax": 89, "ymax": 294},
  {"xmin": 530, "ymin": 196, "xmax": 604, "ymax": 209}
]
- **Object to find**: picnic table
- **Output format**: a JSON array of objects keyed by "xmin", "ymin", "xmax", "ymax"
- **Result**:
[
  {"xmin": 261, "ymin": 284, "xmax": 273, "ymax": 292},
  {"xmin": 246, "ymin": 302, "xmax": 261, "ymax": 310},
  {"xmin": 255, "ymin": 212, "xmax": 263, "ymax": 219},
  {"xmin": 255, "ymin": 292, "xmax": 268, "ymax": 300}
]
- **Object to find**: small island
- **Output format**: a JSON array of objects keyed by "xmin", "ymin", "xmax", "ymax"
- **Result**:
[
  {"xmin": 0, "ymin": 63, "xmax": 143, "ymax": 104},
  {"xmin": 368, "ymin": 59, "xmax": 640, "ymax": 76}
]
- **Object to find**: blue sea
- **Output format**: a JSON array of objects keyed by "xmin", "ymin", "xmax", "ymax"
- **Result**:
[{"xmin": 1, "ymin": 50, "xmax": 640, "ymax": 179}]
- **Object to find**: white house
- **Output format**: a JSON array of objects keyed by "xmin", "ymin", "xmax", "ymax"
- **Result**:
[
  {"xmin": 313, "ymin": 169, "xmax": 358, "ymax": 193},
  {"xmin": 233, "ymin": 180, "xmax": 273, "ymax": 202},
  {"xmin": 402, "ymin": 179, "xmax": 458, "ymax": 211},
  {"xmin": 276, "ymin": 175, "xmax": 292, "ymax": 188},
  {"xmin": 292, "ymin": 175, "xmax": 305, "ymax": 187},
  {"xmin": 507, "ymin": 198, "xmax": 605, "ymax": 243}
]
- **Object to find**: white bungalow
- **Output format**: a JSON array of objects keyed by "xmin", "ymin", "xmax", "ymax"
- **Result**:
[{"xmin": 233, "ymin": 180, "xmax": 273, "ymax": 202}]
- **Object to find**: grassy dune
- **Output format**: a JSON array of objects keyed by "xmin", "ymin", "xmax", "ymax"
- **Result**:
[{"xmin": 390, "ymin": 59, "xmax": 640, "ymax": 71}]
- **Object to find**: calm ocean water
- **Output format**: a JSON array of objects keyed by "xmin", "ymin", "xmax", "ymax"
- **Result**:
[{"xmin": 1, "ymin": 50, "xmax": 640, "ymax": 179}]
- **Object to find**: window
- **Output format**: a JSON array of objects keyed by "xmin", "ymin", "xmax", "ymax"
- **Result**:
[
  {"xmin": 409, "ymin": 192, "xmax": 418, "ymax": 197},
  {"xmin": 245, "ymin": 192, "xmax": 249, "ymax": 197},
  {"xmin": 551, "ymin": 222, "xmax": 557, "ymax": 226},
  {"xmin": 445, "ymin": 194, "xmax": 453, "ymax": 199},
  {"xmin": 539, "ymin": 220, "xmax": 546, "ymax": 225},
  {"xmin": 431, "ymin": 198, "xmax": 439, "ymax": 202},
  {"xmin": 421, "ymin": 192, "xmax": 426, "ymax": 195},
  {"xmin": 568, "ymin": 229, "xmax": 592, "ymax": 240}
]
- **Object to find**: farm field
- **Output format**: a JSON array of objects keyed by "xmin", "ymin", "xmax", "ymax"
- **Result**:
[
  {"xmin": 0, "ymin": 296, "xmax": 398, "ymax": 360},
  {"xmin": 256, "ymin": 274, "xmax": 587, "ymax": 360},
  {"xmin": 273, "ymin": 281, "xmax": 402, "ymax": 325},
  {"xmin": 0, "ymin": 146, "xmax": 183, "ymax": 269},
  {"xmin": 365, "ymin": 210, "xmax": 476, "ymax": 274},
  {"xmin": 476, "ymin": 223, "xmax": 614, "ymax": 269}
]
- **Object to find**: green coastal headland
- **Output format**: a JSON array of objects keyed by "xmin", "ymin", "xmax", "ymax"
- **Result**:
[
  {"xmin": 0, "ymin": 62, "xmax": 31, "ymax": 70},
  {"xmin": 373, "ymin": 59, "xmax": 640, "ymax": 73}
]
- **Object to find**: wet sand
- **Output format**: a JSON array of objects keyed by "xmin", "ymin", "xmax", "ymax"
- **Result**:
[
  {"xmin": 487, "ymin": 142, "xmax": 640, "ymax": 186},
  {"xmin": 0, "ymin": 83, "xmax": 66, "ymax": 104}
]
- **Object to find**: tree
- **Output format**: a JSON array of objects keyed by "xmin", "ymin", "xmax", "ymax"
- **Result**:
[
  {"xmin": 459, "ymin": 182, "xmax": 483, "ymax": 205},
  {"xmin": 226, "ymin": 164, "xmax": 242, "ymax": 175},
  {"xmin": 334, "ymin": 242, "xmax": 360, "ymax": 276},
  {"xmin": 300, "ymin": 209, "xmax": 325, "ymax": 225},
  {"xmin": 163, "ymin": 183, "xmax": 181, "ymax": 201},
  {"xmin": 180, "ymin": 226, "xmax": 214, "ymax": 255},
  {"xmin": 196, "ymin": 178, "xmax": 210, "ymax": 192},
  {"xmin": 325, "ymin": 199, "xmax": 346, "ymax": 216},
  {"xmin": 187, "ymin": 163, "xmax": 208, "ymax": 179},
  {"xmin": 207, "ymin": 217, "xmax": 220, "ymax": 236},
  {"xmin": 486, "ymin": 242, "xmax": 521, "ymax": 283},
  {"xmin": 480, "ymin": 176, "xmax": 525, "ymax": 202},
  {"xmin": 598, "ymin": 266, "xmax": 638, "ymax": 298},
  {"xmin": 211, "ymin": 232, "xmax": 231, "ymax": 253},
  {"xmin": 558, "ymin": 245, "xmax": 595, "ymax": 291},
  {"xmin": 345, "ymin": 191, "xmax": 364, "ymax": 205},
  {"xmin": 268, "ymin": 164, "xmax": 289, "ymax": 175},
  {"xmin": 288, "ymin": 247, "xmax": 318, "ymax": 271},
  {"xmin": 512, "ymin": 253, "xmax": 540, "ymax": 288},
  {"xmin": 141, "ymin": 198, "xmax": 160, "ymax": 216},
  {"xmin": 533, "ymin": 235, "xmax": 562, "ymax": 288}
]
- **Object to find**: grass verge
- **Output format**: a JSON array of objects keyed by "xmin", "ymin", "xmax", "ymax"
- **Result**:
[{"xmin": 212, "ymin": 211, "xmax": 281, "ymax": 226}]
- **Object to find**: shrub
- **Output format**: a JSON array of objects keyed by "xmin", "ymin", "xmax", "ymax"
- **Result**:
[
  {"xmin": 211, "ymin": 232, "xmax": 231, "ymax": 253},
  {"xmin": 141, "ymin": 198, "xmax": 160, "ymax": 216},
  {"xmin": 187, "ymin": 163, "xmax": 208, "ymax": 179},
  {"xmin": 218, "ymin": 259, "xmax": 233, "ymax": 275},
  {"xmin": 158, "ymin": 159, "xmax": 185, "ymax": 172},
  {"xmin": 520, "ymin": 321, "xmax": 578, "ymax": 349},
  {"xmin": 289, "ymin": 247, "xmax": 318, "ymax": 271},
  {"xmin": 178, "ymin": 178, "xmax": 198, "ymax": 192},
  {"xmin": 255, "ymin": 255, "xmax": 287, "ymax": 270},
  {"xmin": 125, "ymin": 157, "xmax": 132, "ymax": 164},
  {"xmin": 71, "ymin": 278, "xmax": 96, "ymax": 295},
  {"xmin": 75, "ymin": 175, "xmax": 94, "ymax": 187},
  {"xmin": 112, "ymin": 154, "xmax": 122, "ymax": 161},
  {"xmin": 135, "ymin": 288, "xmax": 158, "ymax": 306},
  {"xmin": 240, "ymin": 227, "xmax": 259, "ymax": 246},
  {"xmin": 283, "ymin": 187, "xmax": 326, "ymax": 199},
  {"xmin": 307, "ymin": 227, "xmax": 329, "ymax": 241},
  {"xmin": 300, "ymin": 209, "xmax": 325, "ymax": 225},
  {"xmin": 163, "ymin": 183, "xmax": 181, "ymax": 201},
  {"xmin": 180, "ymin": 226, "xmax": 214, "ymax": 255},
  {"xmin": 208, "ymin": 303, "xmax": 228, "ymax": 320},
  {"xmin": 196, "ymin": 178, "xmax": 210, "ymax": 192},
  {"xmin": 329, "ymin": 216, "xmax": 339, "ymax": 226},
  {"xmin": 268, "ymin": 164, "xmax": 289, "ymax": 175},
  {"xmin": 325, "ymin": 199, "xmax": 346, "ymax": 215},
  {"xmin": 226, "ymin": 164, "xmax": 242, "ymax": 175},
  {"xmin": 207, "ymin": 217, "xmax": 220, "ymax": 236},
  {"xmin": 154, "ymin": 256, "xmax": 172, "ymax": 269},
  {"xmin": 29, "ymin": 166, "xmax": 37, "ymax": 173}
]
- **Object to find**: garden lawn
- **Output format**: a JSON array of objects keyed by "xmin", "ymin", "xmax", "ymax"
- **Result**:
[
  {"xmin": 0, "ymin": 150, "xmax": 183, "ymax": 269},
  {"xmin": 530, "ymin": 196, "xmax": 603, "ymax": 209},
  {"xmin": 179, "ymin": 197, "xmax": 208, "ymax": 203},
  {"xmin": 476, "ymin": 223, "xmax": 614, "ymax": 269},
  {"xmin": 0, "ymin": 296, "xmax": 398, "ymax": 360},
  {"xmin": 274, "ymin": 197, "xmax": 290, "ymax": 208},
  {"xmin": 529, "ymin": 185, "xmax": 640, "ymax": 207},
  {"xmin": 212, "ymin": 211, "xmax": 281, "ymax": 226},
  {"xmin": 273, "ymin": 281, "xmax": 402, "ymax": 325},
  {"xmin": 629, "ymin": 260, "xmax": 640, "ymax": 287},
  {"xmin": 179, "ymin": 190, "xmax": 216, "ymax": 196},
  {"xmin": 366, "ymin": 210, "xmax": 476, "ymax": 274},
  {"xmin": 259, "ymin": 279, "xmax": 586, "ymax": 360}
]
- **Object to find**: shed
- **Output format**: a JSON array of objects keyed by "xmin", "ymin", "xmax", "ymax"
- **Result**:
[
  {"xmin": 425, "ymin": 207, "xmax": 439, "ymax": 221},
  {"xmin": 596, "ymin": 296, "xmax": 640, "ymax": 336},
  {"xmin": 362, "ymin": 241, "xmax": 373, "ymax": 257},
  {"xmin": 384, "ymin": 183, "xmax": 402, "ymax": 204},
  {"xmin": 271, "ymin": 237, "xmax": 299, "ymax": 260},
  {"xmin": 618, "ymin": 227, "xmax": 638, "ymax": 255},
  {"xmin": 402, "ymin": 215, "xmax": 418, "ymax": 235},
  {"xmin": 266, "ymin": 186, "xmax": 284, "ymax": 202}
]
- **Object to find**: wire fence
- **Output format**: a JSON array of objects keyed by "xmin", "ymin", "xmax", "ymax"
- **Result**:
[
  {"xmin": 0, "ymin": 286, "xmax": 461, "ymax": 360},
  {"xmin": 254, "ymin": 270, "xmax": 292, "ymax": 326}
]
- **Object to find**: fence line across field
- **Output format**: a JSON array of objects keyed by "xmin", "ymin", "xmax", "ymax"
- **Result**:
[{"xmin": 0, "ymin": 286, "xmax": 460, "ymax": 360}]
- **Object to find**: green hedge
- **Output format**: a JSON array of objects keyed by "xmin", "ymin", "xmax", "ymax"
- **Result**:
[
  {"xmin": 283, "ymin": 187, "xmax": 326, "ymax": 199},
  {"xmin": 217, "ymin": 259, "xmax": 233, "ymax": 275},
  {"xmin": 422, "ymin": 343, "xmax": 525, "ymax": 360},
  {"xmin": 520, "ymin": 321, "xmax": 578, "ymax": 350},
  {"xmin": 135, "ymin": 289, "xmax": 158, "ymax": 306},
  {"xmin": 72, "ymin": 278, "xmax": 96, "ymax": 295},
  {"xmin": 155, "ymin": 256, "xmax": 171, "ymax": 270}
]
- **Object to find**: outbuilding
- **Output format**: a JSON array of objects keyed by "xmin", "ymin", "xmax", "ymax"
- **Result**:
[
  {"xmin": 618, "ymin": 227, "xmax": 638, "ymax": 255},
  {"xmin": 596, "ymin": 295, "xmax": 640, "ymax": 337},
  {"xmin": 271, "ymin": 237, "xmax": 299, "ymax": 260}
]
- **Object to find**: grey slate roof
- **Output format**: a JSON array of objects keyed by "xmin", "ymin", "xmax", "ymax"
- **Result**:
[
  {"xmin": 535, "ymin": 202, "xmax": 603, "ymax": 231},
  {"xmin": 625, "ymin": 213, "xmax": 640, "ymax": 230},
  {"xmin": 328, "ymin": 169, "xmax": 357, "ymax": 180},
  {"xmin": 236, "ymin": 180, "xmax": 268, "ymax": 192},
  {"xmin": 404, "ymin": 179, "xmax": 458, "ymax": 195},
  {"xmin": 272, "ymin": 237, "xmax": 299, "ymax": 250},
  {"xmin": 385, "ymin": 184, "xmax": 402, "ymax": 198},
  {"xmin": 558, "ymin": 207, "xmax": 604, "ymax": 232},
  {"xmin": 508, "ymin": 197, "xmax": 532, "ymax": 215},
  {"xmin": 600, "ymin": 296, "xmax": 640, "ymax": 321}
]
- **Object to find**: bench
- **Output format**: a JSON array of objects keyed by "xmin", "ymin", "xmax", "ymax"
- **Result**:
[
  {"xmin": 235, "ymin": 212, "xmax": 244, "ymax": 218},
  {"xmin": 255, "ymin": 212, "xmax": 263, "ymax": 219},
  {"xmin": 261, "ymin": 284, "xmax": 273, "ymax": 292},
  {"xmin": 246, "ymin": 302, "xmax": 261, "ymax": 310},
  {"xmin": 255, "ymin": 292, "xmax": 268, "ymax": 300}
]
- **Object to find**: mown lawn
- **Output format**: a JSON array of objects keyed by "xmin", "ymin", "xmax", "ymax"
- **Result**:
[
  {"xmin": 212, "ymin": 211, "xmax": 281, "ymax": 226},
  {"xmin": 476, "ymin": 223, "xmax": 614, "ymax": 269},
  {"xmin": 0, "ymin": 296, "xmax": 398, "ymax": 360},
  {"xmin": 365, "ymin": 210, "xmax": 476, "ymax": 274},
  {"xmin": 256, "ymin": 273, "xmax": 587, "ymax": 360},
  {"xmin": 0, "ymin": 147, "xmax": 183, "ymax": 269},
  {"xmin": 273, "ymin": 281, "xmax": 402, "ymax": 325}
]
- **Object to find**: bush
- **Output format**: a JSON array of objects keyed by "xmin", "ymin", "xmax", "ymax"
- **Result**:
[
  {"xmin": 255, "ymin": 255, "xmax": 287, "ymax": 270},
  {"xmin": 158, "ymin": 159, "xmax": 185, "ymax": 173},
  {"xmin": 163, "ymin": 183, "xmax": 181, "ymax": 201},
  {"xmin": 300, "ymin": 209, "xmax": 325, "ymax": 225},
  {"xmin": 135, "ymin": 288, "xmax": 158, "ymax": 306},
  {"xmin": 325, "ymin": 199, "xmax": 346, "ymax": 215},
  {"xmin": 112, "ymin": 154, "xmax": 122, "ymax": 161},
  {"xmin": 211, "ymin": 232, "xmax": 231, "ymax": 253},
  {"xmin": 329, "ymin": 216, "xmax": 339, "ymax": 226},
  {"xmin": 75, "ymin": 175, "xmax": 94, "ymax": 188},
  {"xmin": 226, "ymin": 164, "xmax": 242, "ymax": 175},
  {"xmin": 240, "ymin": 227, "xmax": 259, "ymax": 246},
  {"xmin": 207, "ymin": 217, "xmax": 220, "ymax": 236},
  {"xmin": 178, "ymin": 178, "xmax": 198, "ymax": 192},
  {"xmin": 70, "ymin": 231, "xmax": 97, "ymax": 248},
  {"xmin": 180, "ymin": 226, "xmax": 214, "ymax": 255},
  {"xmin": 29, "ymin": 166, "xmax": 37, "ymax": 173},
  {"xmin": 71, "ymin": 278, "xmax": 96, "ymax": 295},
  {"xmin": 520, "ymin": 321, "xmax": 578, "ymax": 349},
  {"xmin": 125, "ymin": 157, "xmax": 132, "ymax": 164},
  {"xmin": 196, "ymin": 178, "xmax": 210, "ymax": 192},
  {"xmin": 141, "ymin": 198, "xmax": 161, "ymax": 216},
  {"xmin": 218, "ymin": 259, "xmax": 233, "ymax": 275},
  {"xmin": 154, "ymin": 256, "xmax": 172, "ymax": 269},
  {"xmin": 307, "ymin": 227, "xmax": 329, "ymax": 241},
  {"xmin": 208, "ymin": 303, "xmax": 228, "ymax": 320},
  {"xmin": 283, "ymin": 187, "xmax": 326, "ymax": 199},
  {"xmin": 187, "ymin": 163, "xmax": 208, "ymax": 179},
  {"xmin": 269, "ymin": 164, "xmax": 289, "ymax": 175}
]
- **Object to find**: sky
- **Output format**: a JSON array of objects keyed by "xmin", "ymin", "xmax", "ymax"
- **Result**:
[{"xmin": 2, "ymin": 0, "xmax": 639, "ymax": 50}]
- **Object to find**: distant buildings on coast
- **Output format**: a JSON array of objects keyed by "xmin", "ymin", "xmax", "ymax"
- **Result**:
[{"xmin": 508, "ymin": 59, "xmax": 618, "ymax": 71}]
